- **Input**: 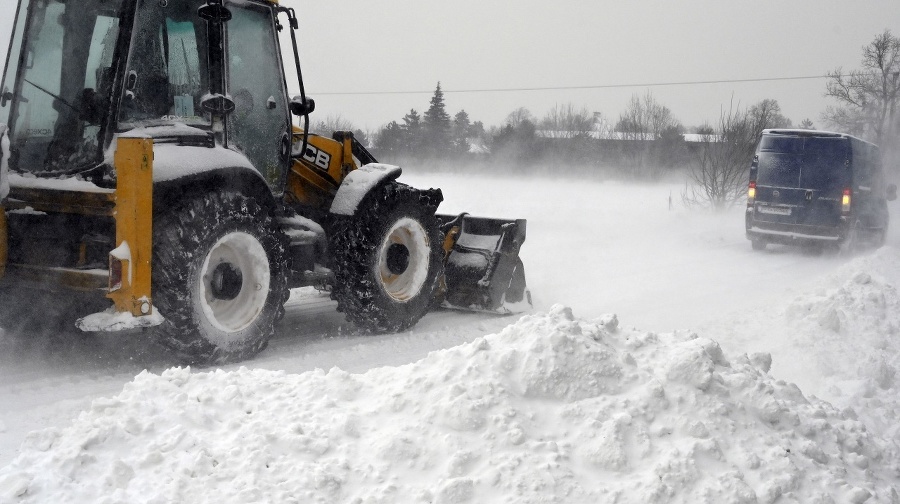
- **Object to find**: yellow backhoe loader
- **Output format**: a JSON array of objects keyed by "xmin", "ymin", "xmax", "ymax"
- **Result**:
[{"xmin": 0, "ymin": 0, "xmax": 529, "ymax": 364}]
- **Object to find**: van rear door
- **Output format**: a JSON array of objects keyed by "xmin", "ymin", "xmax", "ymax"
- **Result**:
[{"xmin": 754, "ymin": 134, "xmax": 848, "ymax": 230}]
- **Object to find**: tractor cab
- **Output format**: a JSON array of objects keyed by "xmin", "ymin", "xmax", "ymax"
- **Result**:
[
  {"xmin": 1, "ymin": 0, "xmax": 304, "ymax": 188},
  {"xmin": 1, "ymin": 0, "xmax": 123, "ymax": 176},
  {"xmin": 0, "ymin": 0, "xmax": 530, "ymax": 365}
]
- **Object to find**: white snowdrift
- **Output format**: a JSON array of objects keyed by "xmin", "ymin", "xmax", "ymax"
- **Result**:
[
  {"xmin": 1, "ymin": 304, "xmax": 897, "ymax": 503},
  {"xmin": 711, "ymin": 246, "xmax": 900, "ymax": 459}
]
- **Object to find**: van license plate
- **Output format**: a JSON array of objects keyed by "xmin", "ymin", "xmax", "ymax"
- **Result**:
[{"xmin": 758, "ymin": 206, "xmax": 791, "ymax": 216}]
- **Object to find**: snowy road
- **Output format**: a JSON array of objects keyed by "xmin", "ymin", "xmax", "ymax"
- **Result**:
[{"xmin": 0, "ymin": 172, "xmax": 894, "ymax": 467}]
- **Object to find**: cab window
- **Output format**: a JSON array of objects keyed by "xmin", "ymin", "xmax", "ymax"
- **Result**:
[
  {"xmin": 119, "ymin": 0, "xmax": 209, "ymax": 127},
  {"xmin": 4, "ymin": 0, "xmax": 120, "ymax": 173}
]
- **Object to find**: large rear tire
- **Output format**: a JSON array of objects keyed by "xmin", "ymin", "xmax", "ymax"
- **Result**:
[
  {"xmin": 328, "ymin": 182, "xmax": 443, "ymax": 333},
  {"xmin": 152, "ymin": 192, "xmax": 288, "ymax": 365}
]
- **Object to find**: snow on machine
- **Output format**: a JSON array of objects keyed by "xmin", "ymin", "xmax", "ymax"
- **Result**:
[{"xmin": 0, "ymin": 0, "xmax": 529, "ymax": 363}]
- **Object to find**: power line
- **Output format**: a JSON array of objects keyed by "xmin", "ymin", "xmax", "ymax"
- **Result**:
[{"xmin": 309, "ymin": 74, "xmax": 837, "ymax": 96}]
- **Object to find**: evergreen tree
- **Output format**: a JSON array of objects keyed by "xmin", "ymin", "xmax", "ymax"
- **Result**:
[
  {"xmin": 352, "ymin": 129, "xmax": 369, "ymax": 148},
  {"xmin": 492, "ymin": 118, "xmax": 541, "ymax": 163},
  {"xmin": 452, "ymin": 109, "xmax": 472, "ymax": 155},
  {"xmin": 469, "ymin": 120, "xmax": 488, "ymax": 155},
  {"xmin": 423, "ymin": 82, "xmax": 452, "ymax": 157},
  {"xmin": 375, "ymin": 121, "xmax": 404, "ymax": 158},
  {"xmin": 470, "ymin": 120, "xmax": 486, "ymax": 138},
  {"xmin": 402, "ymin": 109, "xmax": 423, "ymax": 153}
]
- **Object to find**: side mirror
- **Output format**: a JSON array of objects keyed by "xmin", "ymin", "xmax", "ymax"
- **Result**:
[
  {"xmin": 887, "ymin": 183, "xmax": 897, "ymax": 202},
  {"xmin": 289, "ymin": 96, "xmax": 315, "ymax": 117}
]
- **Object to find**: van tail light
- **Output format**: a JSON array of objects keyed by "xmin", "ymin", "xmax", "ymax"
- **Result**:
[
  {"xmin": 747, "ymin": 181, "xmax": 756, "ymax": 205},
  {"xmin": 841, "ymin": 188, "xmax": 851, "ymax": 214}
]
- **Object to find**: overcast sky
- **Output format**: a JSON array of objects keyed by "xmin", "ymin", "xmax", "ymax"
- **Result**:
[{"xmin": 2, "ymin": 0, "xmax": 898, "ymax": 132}]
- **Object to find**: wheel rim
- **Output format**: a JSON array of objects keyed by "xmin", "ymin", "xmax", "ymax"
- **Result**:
[
  {"xmin": 199, "ymin": 232, "xmax": 270, "ymax": 333},
  {"xmin": 376, "ymin": 217, "xmax": 430, "ymax": 302}
]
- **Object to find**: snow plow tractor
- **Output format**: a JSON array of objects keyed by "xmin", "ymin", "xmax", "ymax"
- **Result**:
[{"xmin": 0, "ymin": 0, "xmax": 530, "ymax": 364}]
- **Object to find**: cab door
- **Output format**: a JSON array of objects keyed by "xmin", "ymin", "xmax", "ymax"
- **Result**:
[{"xmin": 225, "ymin": 1, "xmax": 290, "ymax": 191}]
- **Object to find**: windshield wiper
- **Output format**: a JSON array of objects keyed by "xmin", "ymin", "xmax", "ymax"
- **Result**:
[{"xmin": 23, "ymin": 78, "xmax": 81, "ymax": 114}]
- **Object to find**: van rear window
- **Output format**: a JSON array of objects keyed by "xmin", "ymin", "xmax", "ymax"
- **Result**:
[
  {"xmin": 758, "ymin": 153, "xmax": 801, "ymax": 187},
  {"xmin": 757, "ymin": 136, "xmax": 848, "ymax": 191},
  {"xmin": 759, "ymin": 136, "xmax": 805, "ymax": 154}
]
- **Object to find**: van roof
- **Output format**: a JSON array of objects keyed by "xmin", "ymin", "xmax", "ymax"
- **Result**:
[{"xmin": 761, "ymin": 129, "xmax": 877, "ymax": 147}]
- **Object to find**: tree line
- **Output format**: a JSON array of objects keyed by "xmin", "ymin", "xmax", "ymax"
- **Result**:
[{"xmin": 311, "ymin": 30, "xmax": 900, "ymax": 209}]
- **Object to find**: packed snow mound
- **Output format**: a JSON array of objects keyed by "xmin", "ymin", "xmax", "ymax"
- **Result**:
[
  {"xmin": 1, "ymin": 306, "xmax": 897, "ymax": 503},
  {"xmin": 718, "ymin": 246, "xmax": 900, "ymax": 459},
  {"xmin": 784, "ymin": 254, "xmax": 900, "ymax": 408}
]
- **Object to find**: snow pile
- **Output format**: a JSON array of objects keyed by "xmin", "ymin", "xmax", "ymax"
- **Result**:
[
  {"xmin": 1, "ymin": 306, "xmax": 898, "ymax": 503},
  {"xmin": 701, "ymin": 245, "xmax": 900, "ymax": 461},
  {"xmin": 6, "ymin": 173, "xmax": 110, "ymax": 193},
  {"xmin": 757, "ymin": 247, "xmax": 900, "ymax": 449},
  {"xmin": 75, "ymin": 305, "xmax": 165, "ymax": 332}
]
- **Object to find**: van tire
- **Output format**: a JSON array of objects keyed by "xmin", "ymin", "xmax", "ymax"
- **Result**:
[{"xmin": 751, "ymin": 238, "xmax": 767, "ymax": 251}]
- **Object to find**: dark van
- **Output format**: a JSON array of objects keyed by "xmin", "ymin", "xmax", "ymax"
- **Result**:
[{"xmin": 746, "ymin": 129, "xmax": 896, "ymax": 251}]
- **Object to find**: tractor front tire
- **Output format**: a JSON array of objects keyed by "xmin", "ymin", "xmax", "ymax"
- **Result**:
[
  {"xmin": 152, "ymin": 191, "xmax": 288, "ymax": 365},
  {"xmin": 329, "ymin": 182, "xmax": 443, "ymax": 333}
]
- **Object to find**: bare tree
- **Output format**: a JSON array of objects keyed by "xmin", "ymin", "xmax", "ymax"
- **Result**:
[
  {"xmin": 693, "ymin": 123, "xmax": 715, "ymax": 135},
  {"xmin": 747, "ymin": 99, "xmax": 792, "ymax": 132},
  {"xmin": 823, "ymin": 30, "xmax": 900, "ymax": 165},
  {"xmin": 539, "ymin": 103, "xmax": 594, "ymax": 139},
  {"xmin": 592, "ymin": 112, "xmax": 614, "ymax": 138},
  {"xmin": 504, "ymin": 107, "xmax": 536, "ymax": 129},
  {"xmin": 683, "ymin": 97, "xmax": 794, "ymax": 210},
  {"xmin": 798, "ymin": 118, "xmax": 815, "ymax": 130},
  {"xmin": 683, "ymin": 100, "xmax": 760, "ymax": 211},
  {"xmin": 615, "ymin": 91, "xmax": 682, "ymax": 178},
  {"xmin": 311, "ymin": 114, "xmax": 356, "ymax": 135}
]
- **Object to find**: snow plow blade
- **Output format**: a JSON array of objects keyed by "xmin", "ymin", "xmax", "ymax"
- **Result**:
[{"xmin": 437, "ymin": 214, "xmax": 531, "ymax": 314}]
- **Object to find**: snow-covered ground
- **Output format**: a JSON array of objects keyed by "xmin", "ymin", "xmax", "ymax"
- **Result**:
[{"xmin": 1, "ymin": 172, "xmax": 899, "ymax": 502}]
